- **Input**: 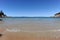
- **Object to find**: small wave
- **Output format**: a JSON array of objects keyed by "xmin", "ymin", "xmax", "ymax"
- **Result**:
[
  {"xmin": 6, "ymin": 28, "xmax": 21, "ymax": 32},
  {"xmin": 5, "ymin": 29, "xmax": 60, "ymax": 32}
]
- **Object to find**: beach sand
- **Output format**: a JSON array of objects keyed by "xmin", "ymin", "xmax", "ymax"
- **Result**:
[{"xmin": 0, "ymin": 28, "xmax": 60, "ymax": 40}]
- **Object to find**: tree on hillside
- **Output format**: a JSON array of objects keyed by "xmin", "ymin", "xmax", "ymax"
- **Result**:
[
  {"xmin": 55, "ymin": 12, "xmax": 60, "ymax": 16},
  {"xmin": 0, "ymin": 10, "xmax": 6, "ymax": 18}
]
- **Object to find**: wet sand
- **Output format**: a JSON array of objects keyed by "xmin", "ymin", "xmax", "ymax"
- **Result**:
[{"xmin": 0, "ymin": 28, "xmax": 60, "ymax": 40}]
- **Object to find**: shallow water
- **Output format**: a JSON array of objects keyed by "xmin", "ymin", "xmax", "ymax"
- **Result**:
[{"xmin": 0, "ymin": 17, "xmax": 60, "ymax": 32}]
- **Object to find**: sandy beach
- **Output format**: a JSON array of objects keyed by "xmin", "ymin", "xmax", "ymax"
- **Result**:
[
  {"xmin": 0, "ymin": 0, "xmax": 60, "ymax": 39},
  {"xmin": 0, "ymin": 18, "xmax": 60, "ymax": 40},
  {"xmin": 0, "ymin": 28, "xmax": 60, "ymax": 40}
]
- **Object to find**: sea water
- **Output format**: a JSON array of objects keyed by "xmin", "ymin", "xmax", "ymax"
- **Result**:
[{"xmin": 0, "ymin": 17, "xmax": 60, "ymax": 32}]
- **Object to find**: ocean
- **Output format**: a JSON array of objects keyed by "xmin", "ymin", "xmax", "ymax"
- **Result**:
[{"xmin": 0, "ymin": 17, "xmax": 60, "ymax": 32}]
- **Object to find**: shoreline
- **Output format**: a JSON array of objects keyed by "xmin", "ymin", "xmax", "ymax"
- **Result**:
[{"xmin": 0, "ymin": 28, "xmax": 60, "ymax": 40}]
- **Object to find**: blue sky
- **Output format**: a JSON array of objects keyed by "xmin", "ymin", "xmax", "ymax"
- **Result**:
[{"xmin": 0, "ymin": 0, "xmax": 60, "ymax": 17}]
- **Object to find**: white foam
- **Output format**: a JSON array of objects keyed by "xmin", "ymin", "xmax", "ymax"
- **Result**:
[
  {"xmin": 6, "ymin": 28, "xmax": 21, "ymax": 32},
  {"xmin": 3, "ymin": 28, "xmax": 60, "ymax": 32}
]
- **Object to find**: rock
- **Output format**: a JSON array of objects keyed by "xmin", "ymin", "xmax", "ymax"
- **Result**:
[{"xmin": 0, "ymin": 34, "xmax": 2, "ymax": 37}]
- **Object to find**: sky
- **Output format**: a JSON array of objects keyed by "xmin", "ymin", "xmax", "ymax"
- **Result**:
[{"xmin": 0, "ymin": 0, "xmax": 60, "ymax": 17}]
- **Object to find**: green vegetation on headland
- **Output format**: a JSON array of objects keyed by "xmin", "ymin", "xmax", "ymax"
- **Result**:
[
  {"xmin": 51, "ymin": 12, "xmax": 60, "ymax": 18},
  {"xmin": 54, "ymin": 12, "xmax": 60, "ymax": 17},
  {"xmin": 0, "ymin": 10, "xmax": 7, "ymax": 18}
]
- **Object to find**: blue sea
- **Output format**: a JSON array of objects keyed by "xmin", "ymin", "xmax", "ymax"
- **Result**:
[{"xmin": 0, "ymin": 17, "xmax": 60, "ymax": 32}]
